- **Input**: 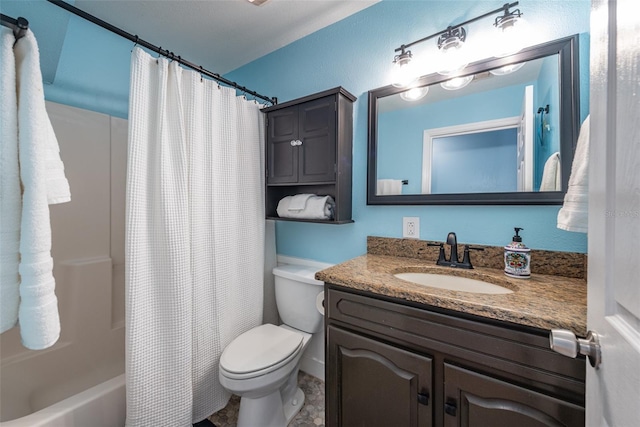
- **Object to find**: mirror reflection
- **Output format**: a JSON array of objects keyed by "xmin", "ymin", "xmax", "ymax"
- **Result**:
[{"xmin": 376, "ymin": 54, "xmax": 560, "ymax": 196}]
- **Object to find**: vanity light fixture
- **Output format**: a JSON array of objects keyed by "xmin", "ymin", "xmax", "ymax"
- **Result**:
[
  {"xmin": 391, "ymin": 48, "xmax": 419, "ymax": 88},
  {"xmin": 389, "ymin": 2, "xmax": 522, "ymax": 87},
  {"xmin": 400, "ymin": 86, "xmax": 429, "ymax": 101},
  {"xmin": 493, "ymin": 3, "xmax": 525, "ymax": 57},
  {"xmin": 436, "ymin": 26, "xmax": 469, "ymax": 76},
  {"xmin": 440, "ymin": 75, "xmax": 474, "ymax": 91}
]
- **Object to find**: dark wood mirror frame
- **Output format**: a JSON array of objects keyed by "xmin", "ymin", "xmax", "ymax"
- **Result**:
[{"xmin": 367, "ymin": 35, "xmax": 580, "ymax": 205}]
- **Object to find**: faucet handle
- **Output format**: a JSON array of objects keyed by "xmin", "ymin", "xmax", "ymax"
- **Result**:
[
  {"xmin": 461, "ymin": 245, "xmax": 484, "ymax": 269},
  {"xmin": 427, "ymin": 242, "xmax": 448, "ymax": 264}
]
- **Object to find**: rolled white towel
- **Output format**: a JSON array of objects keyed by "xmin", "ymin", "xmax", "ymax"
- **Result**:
[
  {"xmin": 277, "ymin": 195, "xmax": 335, "ymax": 220},
  {"xmin": 287, "ymin": 193, "xmax": 313, "ymax": 211}
]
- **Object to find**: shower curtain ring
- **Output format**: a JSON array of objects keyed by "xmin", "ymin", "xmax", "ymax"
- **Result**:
[
  {"xmin": 199, "ymin": 66, "xmax": 204, "ymax": 82},
  {"xmin": 131, "ymin": 35, "xmax": 139, "ymax": 52}
]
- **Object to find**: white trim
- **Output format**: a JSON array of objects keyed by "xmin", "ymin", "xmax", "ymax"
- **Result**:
[{"xmin": 421, "ymin": 116, "xmax": 520, "ymax": 194}]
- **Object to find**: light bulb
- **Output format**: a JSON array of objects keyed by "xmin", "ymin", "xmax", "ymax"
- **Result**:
[
  {"xmin": 391, "ymin": 50, "xmax": 419, "ymax": 88},
  {"xmin": 437, "ymin": 28, "xmax": 469, "ymax": 76},
  {"xmin": 400, "ymin": 86, "xmax": 429, "ymax": 101},
  {"xmin": 440, "ymin": 75, "xmax": 473, "ymax": 91},
  {"xmin": 494, "ymin": 10, "xmax": 526, "ymax": 58}
]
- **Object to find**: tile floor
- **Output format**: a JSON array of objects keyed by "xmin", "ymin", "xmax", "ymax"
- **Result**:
[{"xmin": 208, "ymin": 372, "xmax": 325, "ymax": 427}]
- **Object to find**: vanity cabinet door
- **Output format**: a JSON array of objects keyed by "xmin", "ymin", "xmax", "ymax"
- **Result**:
[
  {"xmin": 327, "ymin": 325, "xmax": 433, "ymax": 427},
  {"xmin": 443, "ymin": 364, "xmax": 584, "ymax": 427}
]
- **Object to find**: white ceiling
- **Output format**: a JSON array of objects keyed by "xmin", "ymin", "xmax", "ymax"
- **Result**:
[
  {"xmin": 73, "ymin": 0, "xmax": 378, "ymax": 74},
  {"xmin": 1, "ymin": 0, "xmax": 377, "ymax": 83}
]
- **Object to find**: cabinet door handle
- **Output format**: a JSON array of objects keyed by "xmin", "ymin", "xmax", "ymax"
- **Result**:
[
  {"xmin": 290, "ymin": 140, "xmax": 297, "ymax": 146},
  {"xmin": 444, "ymin": 399, "xmax": 457, "ymax": 416},
  {"xmin": 296, "ymin": 139, "xmax": 303, "ymax": 146},
  {"xmin": 417, "ymin": 392, "xmax": 429, "ymax": 406}
]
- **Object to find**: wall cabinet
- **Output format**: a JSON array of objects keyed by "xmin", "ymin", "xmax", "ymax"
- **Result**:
[
  {"xmin": 325, "ymin": 287, "xmax": 585, "ymax": 427},
  {"xmin": 262, "ymin": 87, "xmax": 355, "ymax": 224}
]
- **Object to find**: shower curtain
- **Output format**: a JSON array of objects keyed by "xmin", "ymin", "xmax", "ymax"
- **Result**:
[{"xmin": 126, "ymin": 47, "xmax": 265, "ymax": 426}]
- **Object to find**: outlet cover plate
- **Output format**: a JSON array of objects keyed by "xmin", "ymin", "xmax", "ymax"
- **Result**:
[{"xmin": 403, "ymin": 217, "xmax": 420, "ymax": 239}]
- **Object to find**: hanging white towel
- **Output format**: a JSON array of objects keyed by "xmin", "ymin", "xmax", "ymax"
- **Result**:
[
  {"xmin": 377, "ymin": 179, "xmax": 403, "ymax": 195},
  {"xmin": 557, "ymin": 115, "xmax": 590, "ymax": 233},
  {"xmin": 0, "ymin": 27, "xmax": 22, "ymax": 333},
  {"xmin": 12, "ymin": 29, "xmax": 70, "ymax": 349},
  {"xmin": 276, "ymin": 195, "xmax": 335, "ymax": 219},
  {"xmin": 540, "ymin": 152, "xmax": 561, "ymax": 191}
]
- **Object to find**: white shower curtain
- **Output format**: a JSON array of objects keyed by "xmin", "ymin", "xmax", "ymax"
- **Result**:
[{"xmin": 126, "ymin": 47, "xmax": 265, "ymax": 426}]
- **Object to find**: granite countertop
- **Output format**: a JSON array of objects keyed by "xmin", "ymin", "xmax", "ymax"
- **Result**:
[{"xmin": 316, "ymin": 253, "xmax": 587, "ymax": 336}]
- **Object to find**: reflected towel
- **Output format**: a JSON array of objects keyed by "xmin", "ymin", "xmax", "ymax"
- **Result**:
[
  {"xmin": 557, "ymin": 115, "xmax": 590, "ymax": 233},
  {"xmin": 540, "ymin": 152, "xmax": 561, "ymax": 191},
  {"xmin": 1, "ymin": 28, "xmax": 21, "ymax": 333},
  {"xmin": 277, "ymin": 195, "xmax": 335, "ymax": 220},
  {"xmin": 377, "ymin": 179, "xmax": 403, "ymax": 195},
  {"xmin": 13, "ymin": 29, "xmax": 69, "ymax": 349}
]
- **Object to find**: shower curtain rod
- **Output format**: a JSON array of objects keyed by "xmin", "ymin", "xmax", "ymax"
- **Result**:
[
  {"xmin": 46, "ymin": 0, "xmax": 278, "ymax": 105},
  {"xmin": 1, "ymin": 13, "xmax": 29, "ymax": 40}
]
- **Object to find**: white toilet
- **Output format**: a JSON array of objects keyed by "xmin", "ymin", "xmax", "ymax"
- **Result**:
[{"xmin": 219, "ymin": 263, "xmax": 325, "ymax": 427}]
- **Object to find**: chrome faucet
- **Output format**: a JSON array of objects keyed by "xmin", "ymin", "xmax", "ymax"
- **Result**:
[{"xmin": 428, "ymin": 232, "xmax": 484, "ymax": 269}]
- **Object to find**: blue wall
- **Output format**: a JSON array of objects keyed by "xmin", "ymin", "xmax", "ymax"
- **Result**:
[
  {"xmin": 7, "ymin": 0, "xmax": 591, "ymax": 264},
  {"xmin": 432, "ymin": 129, "xmax": 517, "ymax": 194},
  {"xmin": 227, "ymin": 0, "xmax": 591, "ymax": 262}
]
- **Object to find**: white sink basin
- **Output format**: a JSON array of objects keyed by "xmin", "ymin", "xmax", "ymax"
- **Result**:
[{"xmin": 394, "ymin": 272, "xmax": 514, "ymax": 295}]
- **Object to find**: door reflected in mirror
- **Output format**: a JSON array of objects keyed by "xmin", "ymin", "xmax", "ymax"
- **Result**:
[{"xmin": 376, "ymin": 54, "xmax": 560, "ymax": 196}]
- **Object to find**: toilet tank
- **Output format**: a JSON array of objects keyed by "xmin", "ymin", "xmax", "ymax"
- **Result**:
[{"xmin": 273, "ymin": 264, "xmax": 325, "ymax": 334}]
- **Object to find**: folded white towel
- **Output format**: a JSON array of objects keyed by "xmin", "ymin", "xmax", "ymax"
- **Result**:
[
  {"xmin": 0, "ymin": 27, "xmax": 22, "ymax": 333},
  {"xmin": 287, "ymin": 193, "xmax": 313, "ymax": 211},
  {"xmin": 557, "ymin": 115, "xmax": 590, "ymax": 233},
  {"xmin": 13, "ymin": 29, "xmax": 66, "ymax": 349},
  {"xmin": 540, "ymin": 152, "xmax": 561, "ymax": 191},
  {"xmin": 277, "ymin": 195, "xmax": 335, "ymax": 220},
  {"xmin": 377, "ymin": 179, "xmax": 403, "ymax": 195}
]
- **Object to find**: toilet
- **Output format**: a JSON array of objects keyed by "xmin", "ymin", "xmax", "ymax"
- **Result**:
[{"xmin": 219, "ymin": 263, "xmax": 325, "ymax": 427}]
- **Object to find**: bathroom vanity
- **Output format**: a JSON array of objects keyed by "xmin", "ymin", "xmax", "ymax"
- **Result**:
[{"xmin": 319, "ymin": 238, "xmax": 587, "ymax": 427}]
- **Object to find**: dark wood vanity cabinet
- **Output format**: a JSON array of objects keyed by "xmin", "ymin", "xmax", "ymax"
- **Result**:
[
  {"xmin": 329, "ymin": 326, "xmax": 433, "ymax": 427},
  {"xmin": 325, "ymin": 286, "xmax": 586, "ymax": 427},
  {"xmin": 262, "ymin": 87, "xmax": 355, "ymax": 223}
]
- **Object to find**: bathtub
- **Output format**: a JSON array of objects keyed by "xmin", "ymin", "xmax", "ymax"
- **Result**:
[{"xmin": 0, "ymin": 374, "xmax": 125, "ymax": 427}]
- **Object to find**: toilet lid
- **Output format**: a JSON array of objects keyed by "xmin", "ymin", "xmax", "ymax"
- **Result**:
[{"xmin": 220, "ymin": 324, "xmax": 303, "ymax": 375}]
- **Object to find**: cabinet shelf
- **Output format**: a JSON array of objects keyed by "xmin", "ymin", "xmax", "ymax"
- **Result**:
[{"xmin": 263, "ymin": 87, "xmax": 355, "ymax": 224}]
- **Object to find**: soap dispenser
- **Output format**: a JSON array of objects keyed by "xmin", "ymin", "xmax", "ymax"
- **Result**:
[{"xmin": 504, "ymin": 227, "xmax": 531, "ymax": 279}]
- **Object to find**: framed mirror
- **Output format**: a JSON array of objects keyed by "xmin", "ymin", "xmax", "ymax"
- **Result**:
[{"xmin": 367, "ymin": 35, "xmax": 580, "ymax": 205}]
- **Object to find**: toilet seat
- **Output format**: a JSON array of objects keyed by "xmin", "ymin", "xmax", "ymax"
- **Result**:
[{"xmin": 220, "ymin": 324, "xmax": 303, "ymax": 380}]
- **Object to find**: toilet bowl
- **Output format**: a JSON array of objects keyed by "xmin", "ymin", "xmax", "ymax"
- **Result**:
[{"xmin": 219, "ymin": 263, "xmax": 325, "ymax": 427}]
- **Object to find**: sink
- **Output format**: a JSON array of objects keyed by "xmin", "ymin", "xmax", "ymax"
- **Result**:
[{"xmin": 393, "ymin": 272, "xmax": 514, "ymax": 295}]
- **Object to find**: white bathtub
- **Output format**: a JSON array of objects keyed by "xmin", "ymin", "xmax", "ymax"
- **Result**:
[{"xmin": 0, "ymin": 374, "xmax": 125, "ymax": 427}]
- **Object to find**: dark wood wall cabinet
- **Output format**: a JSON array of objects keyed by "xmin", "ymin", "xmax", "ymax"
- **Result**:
[
  {"xmin": 262, "ymin": 87, "xmax": 355, "ymax": 224},
  {"xmin": 325, "ymin": 286, "xmax": 586, "ymax": 427}
]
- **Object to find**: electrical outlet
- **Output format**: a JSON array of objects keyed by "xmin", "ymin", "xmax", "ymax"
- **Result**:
[{"xmin": 402, "ymin": 217, "xmax": 420, "ymax": 239}]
